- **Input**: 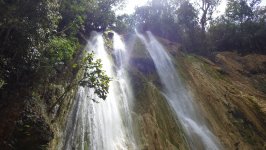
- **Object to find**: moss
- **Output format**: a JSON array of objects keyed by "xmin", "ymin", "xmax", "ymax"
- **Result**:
[
  {"xmin": 185, "ymin": 54, "xmax": 226, "ymax": 80},
  {"xmin": 129, "ymin": 62, "xmax": 189, "ymax": 149},
  {"xmin": 10, "ymin": 96, "xmax": 54, "ymax": 150},
  {"xmin": 0, "ymin": 79, "xmax": 5, "ymax": 88},
  {"xmin": 48, "ymin": 69, "xmax": 83, "ymax": 149},
  {"xmin": 256, "ymin": 79, "xmax": 266, "ymax": 94},
  {"xmin": 248, "ymin": 96, "xmax": 266, "ymax": 132},
  {"xmin": 204, "ymin": 64, "xmax": 225, "ymax": 80},
  {"xmin": 173, "ymin": 56, "xmax": 190, "ymax": 82},
  {"xmin": 103, "ymin": 30, "xmax": 114, "ymax": 52},
  {"xmin": 228, "ymin": 107, "xmax": 263, "ymax": 147},
  {"xmin": 131, "ymin": 38, "xmax": 150, "ymax": 58}
]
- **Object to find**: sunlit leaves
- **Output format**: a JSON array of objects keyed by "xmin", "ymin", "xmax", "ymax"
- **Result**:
[
  {"xmin": 47, "ymin": 37, "xmax": 78, "ymax": 64},
  {"xmin": 0, "ymin": 78, "xmax": 5, "ymax": 88},
  {"xmin": 79, "ymin": 52, "xmax": 110, "ymax": 100},
  {"xmin": 226, "ymin": 0, "xmax": 256, "ymax": 23},
  {"xmin": 209, "ymin": 0, "xmax": 266, "ymax": 53},
  {"xmin": 0, "ymin": 0, "xmax": 60, "ymax": 86}
]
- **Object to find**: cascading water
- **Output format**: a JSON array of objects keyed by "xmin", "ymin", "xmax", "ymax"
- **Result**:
[
  {"xmin": 60, "ymin": 32, "xmax": 136, "ymax": 150},
  {"xmin": 112, "ymin": 32, "xmax": 137, "ymax": 148},
  {"xmin": 136, "ymin": 31, "xmax": 222, "ymax": 150}
]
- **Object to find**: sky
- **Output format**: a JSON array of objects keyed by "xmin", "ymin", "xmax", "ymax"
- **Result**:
[
  {"xmin": 115, "ymin": 0, "xmax": 149, "ymax": 15},
  {"xmin": 115, "ymin": 0, "xmax": 266, "ymax": 17}
]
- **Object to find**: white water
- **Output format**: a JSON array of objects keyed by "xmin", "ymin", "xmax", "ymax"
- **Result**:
[
  {"xmin": 61, "ymin": 32, "xmax": 136, "ymax": 150},
  {"xmin": 136, "ymin": 31, "xmax": 222, "ymax": 150}
]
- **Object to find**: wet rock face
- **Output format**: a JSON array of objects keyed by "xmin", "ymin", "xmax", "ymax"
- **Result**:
[
  {"xmin": 0, "ymin": 81, "xmax": 75, "ymax": 150},
  {"xmin": 215, "ymin": 52, "xmax": 266, "ymax": 76},
  {"xmin": 13, "ymin": 112, "xmax": 54, "ymax": 150},
  {"xmin": 127, "ymin": 60, "xmax": 188, "ymax": 149},
  {"xmin": 126, "ymin": 36, "xmax": 188, "ymax": 149},
  {"xmin": 4, "ymin": 97, "xmax": 54, "ymax": 150},
  {"xmin": 182, "ymin": 53, "xmax": 266, "ymax": 149},
  {"xmin": 129, "ymin": 58, "xmax": 156, "ymax": 75},
  {"xmin": 129, "ymin": 35, "xmax": 266, "ymax": 149}
]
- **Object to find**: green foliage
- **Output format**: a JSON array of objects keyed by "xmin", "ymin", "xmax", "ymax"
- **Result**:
[
  {"xmin": 57, "ymin": 0, "xmax": 123, "ymax": 35},
  {"xmin": 0, "ymin": 0, "xmax": 123, "ymax": 103},
  {"xmin": 0, "ymin": 0, "xmax": 60, "ymax": 45},
  {"xmin": 0, "ymin": 0, "xmax": 60, "ymax": 87},
  {"xmin": 226, "ymin": 0, "xmax": 259, "ymax": 23},
  {"xmin": 84, "ymin": 0, "xmax": 119, "ymax": 33},
  {"xmin": 103, "ymin": 31, "xmax": 114, "ymax": 51},
  {"xmin": 79, "ymin": 53, "xmax": 110, "ymax": 100},
  {"xmin": 112, "ymin": 15, "xmax": 135, "ymax": 33},
  {"xmin": 130, "ymin": 0, "xmax": 266, "ymax": 54},
  {"xmin": 208, "ymin": 0, "xmax": 266, "ymax": 53},
  {"xmin": 134, "ymin": 0, "xmax": 180, "ymax": 41},
  {"xmin": 197, "ymin": 0, "xmax": 221, "ymax": 32},
  {"xmin": 58, "ymin": 0, "xmax": 90, "ymax": 35},
  {"xmin": 47, "ymin": 37, "xmax": 78, "ymax": 64},
  {"xmin": 133, "ymin": 0, "xmax": 206, "ymax": 53},
  {"xmin": 0, "ymin": 0, "xmax": 122, "ymax": 148},
  {"xmin": 0, "ymin": 79, "xmax": 5, "ymax": 88},
  {"xmin": 177, "ymin": 1, "xmax": 202, "ymax": 52}
]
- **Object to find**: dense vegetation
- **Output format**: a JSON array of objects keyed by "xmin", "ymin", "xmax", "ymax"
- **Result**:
[
  {"xmin": 116, "ymin": 0, "xmax": 266, "ymax": 55},
  {"xmin": 0, "ymin": 0, "xmax": 125, "ymax": 102},
  {"xmin": 0, "ymin": 0, "xmax": 265, "ymax": 149},
  {"xmin": 0, "ymin": 1, "xmax": 119, "ymax": 148},
  {"xmin": 209, "ymin": 0, "xmax": 266, "ymax": 54},
  {"xmin": 1, "ymin": 0, "xmax": 265, "ymax": 104}
]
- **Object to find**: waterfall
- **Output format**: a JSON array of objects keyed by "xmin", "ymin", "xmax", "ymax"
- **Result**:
[
  {"xmin": 112, "ymin": 32, "xmax": 137, "ymax": 148},
  {"xmin": 60, "ymin": 32, "xmax": 136, "ymax": 150},
  {"xmin": 136, "ymin": 31, "xmax": 222, "ymax": 150}
]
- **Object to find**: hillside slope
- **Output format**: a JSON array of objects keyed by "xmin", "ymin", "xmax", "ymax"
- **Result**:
[
  {"xmin": 181, "ymin": 52, "xmax": 266, "ymax": 149},
  {"xmin": 129, "ymin": 35, "xmax": 266, "ymax": 149}
]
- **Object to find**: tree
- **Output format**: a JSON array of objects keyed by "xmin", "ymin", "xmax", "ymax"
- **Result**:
[
  {"xmin": 225, "ymin": 0, "xmax": 261, "ymax": 23},
  {"xmin": 79, "ymin": 53, "xmax": 110, "ymax": 100},
  {"xmin": 84, "ymin": 0, "xmax": 124, "ymax": 33},
  {"xmin": 177, "ymin": 1, "xmax": 199, "ymax": 51},
  {"xmin": 208, "ymin": 0, "xmax": 266, "ymax": 53},
  {"xmin": 0, "ymin": 0, "xmax": 60, "ymax": 87},
  {"xmin": 0, "ymin": 0, "xmax": 123, "ymax": 101},
  {"xmin": 58, "ymin": 0, "xmax": 90, "ymax": 36},
  {"xmin": 197, "ymin": 0, "xmax": 220, "ymax": 32},
  {"xmin": 112, "ymin": 14, "xmax": 135, "ymax": 33},
  {"xmin": 134, "ymin": 0, "xmax": 181, "ymax": 41},
  {"xmin": 50, "ymin": 52, "xmax": 110, "ymax": 110}
]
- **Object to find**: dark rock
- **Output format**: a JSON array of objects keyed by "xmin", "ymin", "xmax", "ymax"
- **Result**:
[
  {"xmin": 129, "ymin": 58, "xmax": 156, "ymax": 75},
  {"xmin": 12, "ymin": 110, "xmax": 54, "ymax": 150}
]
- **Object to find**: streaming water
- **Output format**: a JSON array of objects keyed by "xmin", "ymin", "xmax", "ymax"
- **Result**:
[
  {"xmin": 60, "ymin": 32, "xmax": 136, "ymax": 150},
  {"xmin": 136, "ymin": 31, "xmax": 222, "ymax": 150}
]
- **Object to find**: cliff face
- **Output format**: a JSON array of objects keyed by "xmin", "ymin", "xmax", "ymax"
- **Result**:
[
  {"xmin": 129, "ymin": 36, "xmax": 266, "ymax": 149},
  {"xmin": 127, "ymin": 38, "xmax": 188, "ymax": 150},
  {"xmin": 181, "ymin": 53, "xmax": 266, "ymax": 149},
  {"xmin": 0, "ymin": 61, "xmax": 82, "ymax": 150},
  {"xmin": 0, "ymin": 82, "xmax": 80, "ymax": 150},
  {"xmin": 1, "ymin": 34, "xmax": 265, "ymax": 150}
]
